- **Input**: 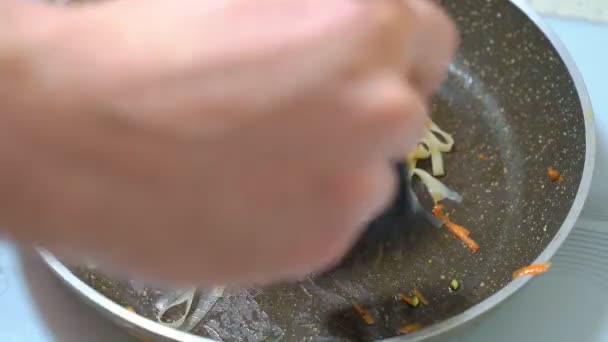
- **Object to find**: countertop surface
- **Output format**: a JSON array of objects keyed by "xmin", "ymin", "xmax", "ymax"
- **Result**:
[{"xmin": 1, "ymin": 12, "xmax": 607, "ymax": 342}]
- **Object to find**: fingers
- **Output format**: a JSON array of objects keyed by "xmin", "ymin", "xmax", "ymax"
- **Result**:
[
  {"xmin": 343, "ymin": 74, "xmax": 428, "ymax": 165},
  {"xmin": 355, "ymin": 0, "xmax": 416, "ymax": 71},
  {"xmin": 341, "ymin": 0, "xmax": 455, "ymax": 162},
  {"xmin": 403, "ymin": 0, "xmax": 459, "ymax": 96},
  {"xmin": 348, "ymin": 75, "xmax": 427, "ymax": 160},
  {"xmin": 356, "ymin": 0, "xmax": 458, "ymax": 96}
]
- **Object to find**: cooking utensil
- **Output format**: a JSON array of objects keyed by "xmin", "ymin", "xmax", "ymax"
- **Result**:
[
  {"xmin": 332, "ymin": 162, "xmax": 442, "ymax": 273},
  {"xmin": 39, "ymin": 0, "xmax": 595, "ymax": 341}
]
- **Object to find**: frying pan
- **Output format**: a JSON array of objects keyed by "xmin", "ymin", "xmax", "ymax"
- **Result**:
[{"xmin": 40, "ymin": 0, "xmax": 595, "ymax": 341}]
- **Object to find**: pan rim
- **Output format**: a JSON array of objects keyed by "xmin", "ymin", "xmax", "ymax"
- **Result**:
[
  {"xmin": 38, "ymin": 1, "xmax": 596, "ymax": 341},
  {"xmin": 386, "ymin": 1, "xmax": 597, "ymax": 340}
]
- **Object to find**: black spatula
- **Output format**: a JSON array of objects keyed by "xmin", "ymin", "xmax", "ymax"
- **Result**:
[{"xmin": 331, "ymin": 162, "xmax": 441, "ymax": 271}]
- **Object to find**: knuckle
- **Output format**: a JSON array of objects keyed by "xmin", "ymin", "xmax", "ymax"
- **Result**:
[
  {"xmin": 371, "ymin": 83, "xmax": 411, "ymax": 124},
  {"xmin": 370, "ymin": 0, "xmax": 411, "ymax": 30},
  {"xmin": 351, "ymin": 0, "xmax": 413, "ymax": 68},
  {"xmin": 405, "ymin": 0, "xmax": 459, "ymax": 94},
  {"xmin": 364, "ymin": 79, "xmax": 426, "ymax": 129},
  {"xmin": 347, "ymin": 77, "xmax": 427, "ymax": 158}
]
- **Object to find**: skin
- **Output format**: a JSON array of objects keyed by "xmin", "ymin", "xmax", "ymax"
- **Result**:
[{"xmin": 0, "ymin": 0, "xmax": 457, "ymax": 286}]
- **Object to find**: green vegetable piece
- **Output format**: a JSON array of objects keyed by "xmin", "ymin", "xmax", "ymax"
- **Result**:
[{"xmin": 411, "ymin": 296, "xmax": 420, "ymax": 307}]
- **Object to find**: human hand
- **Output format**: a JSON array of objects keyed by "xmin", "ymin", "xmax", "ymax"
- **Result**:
[{"xmin": 3, "ymin": 0, "xmax": 457, "ymax": 285}]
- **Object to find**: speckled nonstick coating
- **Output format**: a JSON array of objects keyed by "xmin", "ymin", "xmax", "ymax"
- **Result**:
[{"xmin": 60, "ymin": 1, "xmax": 589, "ymax": 341}]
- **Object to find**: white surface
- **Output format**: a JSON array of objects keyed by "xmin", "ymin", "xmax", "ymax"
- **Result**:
[
  {"xmin": 530, "ymin": 0, "xmax": 608, "ymax": 23},
  {"xmin": 0, "ymin": 15, "xmax": 607, "ymax": 342}
]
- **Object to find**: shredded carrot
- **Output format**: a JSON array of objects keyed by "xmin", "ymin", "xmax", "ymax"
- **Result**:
[
  {"xmin": 432, "ymin": 204, "xmax": 479, "ymax": 253},
  {"xmin": 478, "ymin": 153, "xmax": 487, "ymax": 161},
  {"xmin": 398, "ymin": 293, "xmax": 415, "ymax": 306},
  {"xmin": 352, "ymin": 304, "xmax": 375, "ymax": 325},
  {"xmin": 411, "ymin": 289, "xmax": 429, "ymax": 306},
  {"xmin": 548, "ymin": 167, "xmax": 561, "ymax": 182},
  {"xmin": 398, "ymin": 323, "xmax": 421, "ymax": 334},
  {"xmin": 513, "ymin": 262, "xmax": 552, "ymax": 279}
]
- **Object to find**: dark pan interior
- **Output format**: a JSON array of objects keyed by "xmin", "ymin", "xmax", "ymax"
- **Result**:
[{"xmin": 71, "ymin": 0, "xmax": 587, "ymax": 341}]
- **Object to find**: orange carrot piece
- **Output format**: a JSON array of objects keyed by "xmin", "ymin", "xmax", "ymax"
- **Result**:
[
  {"xmin": 433, "ymin": 204, "xmax": 479, "ymax": 253},
  {"xmin": 352, "ymin": 304, "xmax": 375, "ymax": 325},
  {"xmin": 432, "ymin": 205, "xmax": 470, "ymax": 235},
  {"xmin": 452, "ymin": 230, "xmax": 479, "ymax": 253},
  {"xmin": 398, "ymin": 323, "xmax": 422, "ymax": 334},
  {"xmin": 513, "ymin": 262, "xmax": 552, "ymax": 279},
  {"xmin": 448, "ymin": 221, "xmax": 471, "ymax": 237},
  {"xmin": 548, "ymin": 167, "xmax": 560, "ymax": 182}
]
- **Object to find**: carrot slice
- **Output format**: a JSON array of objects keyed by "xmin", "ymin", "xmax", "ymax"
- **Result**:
[
  {"xmin": 513, "ymin": 263, "xmax": 552, "ymax": 279},
  {"xmin": 352, "ymin": 304, "xmax": 375, "ymax": 325},
  {"xmin": 398, "ymin": 323, "xmax": 421, "ymax": 334},
  {"xmin": 398, "ymin": 293, "xmax": 416, "ymax": 306},
  {"xmin": 432, "ymin": 204, "xmax": 479, "ymax": 253}
]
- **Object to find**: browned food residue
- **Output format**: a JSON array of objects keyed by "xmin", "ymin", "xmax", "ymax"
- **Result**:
[
  {"xmin": 513, "ymin": 262, "xmax": 552, "ymax": 279},
  {"xmin": 353, "ymin": 304, "xmax": 375, "ymax": 325}
]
